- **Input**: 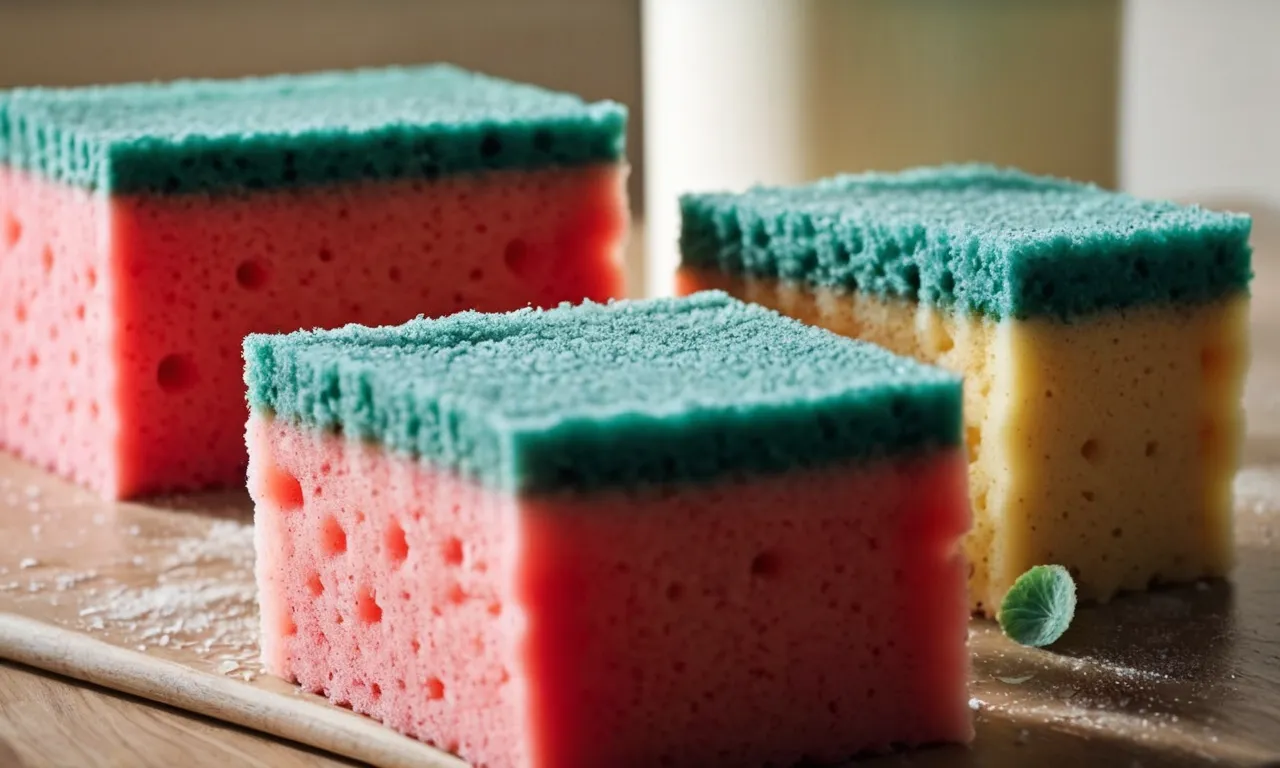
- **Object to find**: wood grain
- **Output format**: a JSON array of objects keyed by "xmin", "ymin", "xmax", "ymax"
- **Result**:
[
  {"xmin": 0, "ymin": 614, "xmax": 462, "ymax": 768},
  {"xmin": 0, "ymin": 662, "xmax": 357, "ymax": 768}
]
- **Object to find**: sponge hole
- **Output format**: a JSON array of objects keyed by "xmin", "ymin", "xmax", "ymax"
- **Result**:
[
  {"xmin": 442, "ymin": 536, "xmax": 464, "ymax": 566},
  {"xmin": 1201, "ymin": 345, "xmax": 1227, "ymax": 378},
  {"xmin": 426, "ymin": 676, "xmax": 446, "ymax": 700},
  {"xmin": 157, "ymin": 354, "xmax": 198, "ymax": 393},
  {"xmin": 320, "ymin": 515, "xmax": 347, "ymax": 556},
  {"xmin": 385, "ymin": 519, "xmax": 409, "ymax": 565},
  {"xmin": 262, "ymin": 462, "xmax": 304, "ymax": 511},
  {"xmin": 750, "ymin": 549, "xmax": 782, "ymax": 579},
  {"xmin": 1080, "ymin": 438, "xmax": 1102, "ymax": 465},
  {"xmin": 306, "ymin": 572, "xmax": 324, "ymax": 596},
  {"xmin": 271, "ymin": 610, "xmax": 296, "ymax": 638},
  {"xmin": 356, "ymin": 586, "xmax": 382, "ymax": 624},
  {"xmin": 503, "ymin": 239, "xmax": 534, "ymax": 276},
  {"xmin": 40, "ymin": 246, "xmax": 54, "ymax": 274},
  {"xmin": 965, "ymin": 425, "xmax": 982, "ymax": 463},
  {"xmin": 235, "ymin": 259, "xmax": 269, "ymax": 290},
  {"xmin": 1145, "ymin": 440, "xmax": 1159, "ymax": 458},
  {"xmin": 2, "ymin": 212, "xmax": 20, "ymax": 249}
]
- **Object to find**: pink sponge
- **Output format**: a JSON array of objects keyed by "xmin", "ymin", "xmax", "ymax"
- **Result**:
[
  {"xmin": 250, "ymin": 416, "xmax": 970, "ymax": 767},
  {"xmin": 247, "ymin": 295, "xmax": 972, "ymax": 767},
  {"xmin": 0, "ymin": 66, "xmax": 628, "ymax": 498}
]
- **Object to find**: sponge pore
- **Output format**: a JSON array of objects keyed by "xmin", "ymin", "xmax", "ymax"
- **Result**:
[
  {"xmin": 0, "ymin": 64, "xmax": 626, "ymax": 195},
  {"xmin": 679, "ymin": 164, "xmax": 1252, "ymax": 321},
  {"xmin": 244, "ymin": 291, "xmax": 961, "ymax": 492}
]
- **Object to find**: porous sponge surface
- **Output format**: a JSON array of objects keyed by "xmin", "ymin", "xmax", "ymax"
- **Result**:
[
  {"xmin": 2, "ymin": 163, "xmax": 626, "ymax": 498},
  {"xmin": 680, "ymin": 268, "xmax": 1248, "ymax": 612},
  {"xmin": 0, "ymin": 64, "xmax": 626, "ymax": 195},
  {"xmin": 249, "ymin": 414, "xmax": 972, "ymax": 767},
  {"xmin": 0, "ymin": 167, "xmax": 115, "ymax": 489},
  {"xmin": 680, "ymin": 164, "xmax": 1252, "ymax": 321},
  {"xmin": 244, "ymin": 291, "xmax": 962, "ymax": 492}
]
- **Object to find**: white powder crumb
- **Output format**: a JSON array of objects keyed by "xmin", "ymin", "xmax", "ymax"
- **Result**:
[
  {"xmin": 29, "ymin": 524, "xmax": 41, "ymax": 538},
  {"xmin": 88, "ymin": 617, "xmax": 105, "ymax": 630},
  {"xmin": 1016, "ymin": 729, "xmax": 1030, "ymax": 745},
  {"xmin": 92, "ymin": 513, "xmax": 108, "ymax": 526},
  {"xmin": 126, "ymin": 525, "xmax": 141, "ymax": 536},
  {"xmin": 968, "ymin": 697, "xmax": 983, "ymax": 711},
  {"xmin": 158, "ymin": 634, "xmax": 171, "ymax": 647},
  {"xmin": 217, "ymin": 660, "xmax": 241, "ymax": 675},
  {"xmin": 55, "ymin": 571, "xmax": 98, "ymax": 590},
  {"xmin": 239, "ymin": 671, "xmax": 257, "ymax": 682},
  {"xmin": 24, "ymin": 485, "xmax": 41, "ymax": 499},
  {"xmin": 25, "ymin": 582, "xmax": 42, "ymax": 593},
  {"xmin": 26, "ymin": 502, "xmax": 39, "ymax": 513},
  {"xmin": 130, "ymin": 555, "xmax": 145, "ymax": 567},
  {"xmin": 0, "ymin": 582, "xmax": 18, "ymax": 591},
  {"xmin": 19, "ymin": 558, "xmax": 39, "ymax": 570},
  {"xmin": 136, "ymin": 644, "xmax": 147, "ymax": 652}
]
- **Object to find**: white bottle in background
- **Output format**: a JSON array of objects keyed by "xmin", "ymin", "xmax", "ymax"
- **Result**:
[{"xmin": 642, "ymin": 0, "xmax": 1121, "ymax": 298}]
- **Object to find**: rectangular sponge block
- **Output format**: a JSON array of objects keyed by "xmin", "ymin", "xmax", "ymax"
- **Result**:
[
  {"xmin": 680, "ymin": 164, "xmax": 1252, "ymax": 320},
  {"xmin": 0, "ymin": 64, "xmax": 626, "ymax": 194},
  {"xmin": 678, "ymin": 165, "xmax": 1252, "ymax": 613},
  {"xmin": 0, "ymin": 64, "xmax": 628, "ymax": 498},
  {"xmin": 244, "ymin": 290, "xmax": 962, "ymax": 491},
  {"xmin": 247, "ymin": 292, "xmax": 972, "ymax": 767}
]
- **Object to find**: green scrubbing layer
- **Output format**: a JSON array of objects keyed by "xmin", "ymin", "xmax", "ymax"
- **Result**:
[
  {"xmin": 244, "ymin": 291, "xmax": 961, "ymax": 492},
  {"xmin": 0, "ymin": 64, "xmax": 626, "ymax": 195},
  {"xmin": 680, "ymin": 164, "xmax": 1252, "ymax": 321}
]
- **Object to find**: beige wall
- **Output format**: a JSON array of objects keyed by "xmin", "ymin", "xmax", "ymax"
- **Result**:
[
  {"xmin": 643, "ymin": 0, "xmax": 1121, "ymax": 296},
  {"xmin": 803, "ymin": 0, "xmax": 1120, "ymax": 188}
]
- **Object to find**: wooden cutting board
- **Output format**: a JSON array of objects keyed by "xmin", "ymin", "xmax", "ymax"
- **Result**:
[{"xmin": 2, "ymin": 210, "xmax": 1280, "ymax": 767}]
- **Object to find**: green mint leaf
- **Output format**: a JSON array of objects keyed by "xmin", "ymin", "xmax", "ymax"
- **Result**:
[{"xmin": 998, "ymin": 564, "xmax": 1077, "ymax": 648}]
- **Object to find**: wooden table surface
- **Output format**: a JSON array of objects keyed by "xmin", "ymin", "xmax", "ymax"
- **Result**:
[
  {"xmin": 2, "ymin": 205, "xmax": 1280, "ymax": 768},
  {"xmin": 0, "ymin": 662, "xmax": 357, "ymax": 768}
]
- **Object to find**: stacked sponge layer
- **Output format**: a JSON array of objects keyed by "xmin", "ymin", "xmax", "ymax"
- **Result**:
[
  {"xmin": 680, "ymin": 164, "xmax": 1251, "ymax": 321},
  {"xmin": 245, "ymin": 291, "xmax": 961, "ymax": 491},
  {"xmin": 0, "ymin": 64, "xmax": 626, "ymax": 194}
]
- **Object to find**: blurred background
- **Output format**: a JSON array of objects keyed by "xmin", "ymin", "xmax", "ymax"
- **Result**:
[{"xmin": 1, "ymin": 0, "xmax": 1276, "ymax": 298}]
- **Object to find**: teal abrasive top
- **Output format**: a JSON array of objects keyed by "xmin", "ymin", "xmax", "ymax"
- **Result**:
[
  {"xmin": 244, "ymin": 291, "xmax": 961, "ymax": 492},
  {"xmin": 679, "ymin": 164, "xmax": 1252, "ymax": 321},
  {"xmin": 0, "ymin": 64, "xmax": 626, "ymax": 195}
]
